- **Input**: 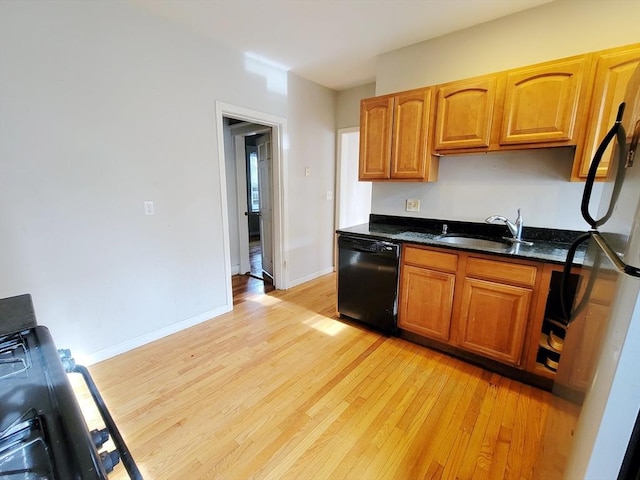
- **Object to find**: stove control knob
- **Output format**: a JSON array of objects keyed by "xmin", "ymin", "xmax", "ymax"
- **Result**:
[
  {"xmin": 90, "ymin": 428, "xmax": 110, "ymax": 449},
  {"xmin": 57, "ymin": 348, "xmax": 76, "ymax": 372},
  {"xmin": 99, "ymin": 450, "xmax": 121, "ymax": 473}
]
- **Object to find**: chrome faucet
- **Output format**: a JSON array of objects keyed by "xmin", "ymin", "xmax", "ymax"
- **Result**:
[{"xmin": 485, "ymin": 208, "xmax": 533, "ymax": 245}]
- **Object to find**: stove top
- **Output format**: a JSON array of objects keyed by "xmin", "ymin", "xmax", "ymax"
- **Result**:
[
  {"xmin": 0, "ymin": 327, "xmax": 109, "ymax": 479},
  {"xmin": 0, "ymin": 294, "xmax": 141, "ymax": 479}
]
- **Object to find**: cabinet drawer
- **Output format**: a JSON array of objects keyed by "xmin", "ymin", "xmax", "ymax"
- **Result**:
[
  {"xmin": 404, "ymin": 246, "xmax": 458, "ymax": 272},
  {"xmin": 466, "ymin": 257, "xmax": 537, "ymax": 287}
]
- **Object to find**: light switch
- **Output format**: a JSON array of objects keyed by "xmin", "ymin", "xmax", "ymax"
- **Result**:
[{"xmin": 326, "ymin": 190, "xmax": 333, "ymax": 201}]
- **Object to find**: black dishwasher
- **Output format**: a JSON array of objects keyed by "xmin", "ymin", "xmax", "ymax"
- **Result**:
[{"xmin": 337, "ymin": 234, "xmax": 400, "ymax": 334}]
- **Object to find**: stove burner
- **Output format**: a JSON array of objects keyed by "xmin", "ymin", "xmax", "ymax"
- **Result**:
[
  {"xmin": 0, "ymin": 409, "xmax": 55, "ymax": 479},
  {"xmin": 0, "ymin": 333, "xmax": 31, "ymax": 380}
]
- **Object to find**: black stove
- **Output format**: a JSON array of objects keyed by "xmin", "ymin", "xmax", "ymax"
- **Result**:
[{"xmin": 0, "ymin": 294, "xmax": 142, "ymax": 479}]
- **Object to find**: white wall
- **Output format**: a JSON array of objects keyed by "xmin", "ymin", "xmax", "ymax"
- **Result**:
[
  {"xmin": 0, "ymin": 0, "xmax": 336, "ymax": 361},
  {"xmin": 286, "ymin": 76, "xmax": 337, "ymax": 286},
  {"xmin": 371, "ymin": 149, "xmax": 588, "ymax": 229},
  {"xmin": 336, "ymin": 83, "xmax": 375, "ymax": 129},
  {"xmin": 373, "ymin": 0, "xmax": 640, "ymax": 231}
]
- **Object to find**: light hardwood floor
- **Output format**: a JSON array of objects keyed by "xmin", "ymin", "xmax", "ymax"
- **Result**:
[{"xmin": 74, "ymin": 273, "xmax": 550, "ymax": 479}]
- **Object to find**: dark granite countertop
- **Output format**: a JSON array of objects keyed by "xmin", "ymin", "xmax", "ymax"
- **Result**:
[{"xmin": 337, "ymin": 214, "xmax": 587, "ymax": 266}]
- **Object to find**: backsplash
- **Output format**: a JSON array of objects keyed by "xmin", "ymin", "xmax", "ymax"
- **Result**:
[{"xmin": 370, "ymin": 148, "xmax": 602, "ymax": 231}]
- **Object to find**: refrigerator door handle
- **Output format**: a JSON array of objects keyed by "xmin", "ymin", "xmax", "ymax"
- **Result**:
[
  {"xmin": 592, "ymin": 232, "xmax": 640, "ymax": 278},
  {"xmin": 581, "ymin": 102, "xmax": 628, "ymax": 228},
  {"xmin": 561, "ymin": 232, "xmax": 595, "ymax": 324}
]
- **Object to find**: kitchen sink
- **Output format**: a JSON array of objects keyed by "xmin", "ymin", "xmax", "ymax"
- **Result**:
[{"xmin": 434, "ymin": 235, "xmax": 511, "ymax": 249}]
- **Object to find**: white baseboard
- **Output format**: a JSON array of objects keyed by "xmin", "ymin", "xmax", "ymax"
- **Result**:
[
  {"xmin": 85, "ymin": 304, "xmax": 232, "ymax": 365},
  {"xmin": 288, "ymin": 266, "xmax": 334, "ymax": 289},
  {"xmin": 230, "ymin": 265, "xmax": 240, "ymax": 275},
  {"xmin": 85, "ymin": 266, "xmax": 334, "ymax": 364}
]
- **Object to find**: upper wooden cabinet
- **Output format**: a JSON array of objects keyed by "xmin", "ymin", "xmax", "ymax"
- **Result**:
[
  {"xmin": 434, "ymin": 75, "xmax": 498, "ymax": 150},
  {"xmin": 359, "ymin": 87, "xmax": 437, "ymax": 182},
  {"xmin": 433, "ymin": 55, "xmax": 590, "ymax": 154},
  {"xmin": 571, "ymin": 43, "xmax": 640, "ymax": 181},
  {"xmin": 500, "ymin": 56, "xmax": 589, "ymax": 146},
  {"xmin": 361, "ymin": 43, "xmax": 638, "ymax": 181},
  {"xmin": 359, "ymin": 95, "xmax": 393, "ymax": 179}
]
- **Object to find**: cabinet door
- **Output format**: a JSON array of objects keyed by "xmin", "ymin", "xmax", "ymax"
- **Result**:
[
  {"xmin": 390, "ymin": 88, "xmax": 432, "ymax": 179},
  {"xmin": 398, "ymin": 265, "xmax": 455, "ymax": 341},
  {"xmin": 500, "ymin": 56, "xmax": 588, "ymax": 145},
  {"xmin": 359, "ymin": 95, "xmax": 394, "ymax": 180},
  {"xmin": 434, "ymin": 75, "xmax": 497, "ymax": 150},
  {"xmin": 572, "ymin": 44, "xmax": 640, "ymax": 180},
  {"xmin": 457, "ymin": 278, "xmax": 531, "ymax": 366}
]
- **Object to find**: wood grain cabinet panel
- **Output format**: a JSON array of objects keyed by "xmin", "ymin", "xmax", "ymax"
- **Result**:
[
  {"xmin": 403, "ymin": 246, "xmax": 458, "ymax": 271},
  {"xmin": 457, "ymin": 278, "xmax": 532, "ymax": 366},
  {"xmin": 500, "ymin": 56, "xmax": 588, "ymax": 146},
  {"xmin": 572, "ymin": 44, "xmax": 640, "ymax": 180},
  {"xmin": 398, "ymin": 265, "xmax": 455, "ymax": 342},
  {"xmin": 434, "ymin": 75, "xmax": 498, "ymax": 151},
  {"xmin": 359, "ymin": 88, "xmax": 437, "ymax": 182},
  {"xmin": 465, "ymin": 257, "xmax": 537, "ymax": 287},
  {"xmin": 359, "ymin": 95, "xmax": 394, "ymax": 180},
  {"xmin": 399, "ymin": 246, "xmax": 539, "ymax": 369},
  {"xmin": 390, "ymin": 89, "xmax": 433, "ymax": 179}
]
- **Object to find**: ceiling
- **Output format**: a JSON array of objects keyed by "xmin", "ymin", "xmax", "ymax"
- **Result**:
[{"xmin": 130, "ymin": 0, "xmax": 554, "ymax": 91}]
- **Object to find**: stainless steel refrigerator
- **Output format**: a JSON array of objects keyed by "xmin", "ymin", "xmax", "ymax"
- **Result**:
[{"xmin": 533, "ymin": 65, "xmax": 640, "ymax": 479}]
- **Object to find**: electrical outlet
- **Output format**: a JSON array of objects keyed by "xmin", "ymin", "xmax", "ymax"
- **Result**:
[
  {"xmin": 144, "ymin": 201, "xmax": 154, "ymax": 215},
  {"xmin": 406, "ymin": 199, "xmax": 420, "ymax": 212},
  {"xmin": 305, "ymin": 167, "xmax": 311, "ymax": 177},
  {"xmin": 326, "ymin": 190, "xmax": 333, "ymax": 201}
]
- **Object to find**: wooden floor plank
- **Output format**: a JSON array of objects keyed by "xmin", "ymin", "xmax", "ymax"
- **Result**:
[{"xmin": 73, "ymin": 273, "xmax": 551, "ymax": 480}]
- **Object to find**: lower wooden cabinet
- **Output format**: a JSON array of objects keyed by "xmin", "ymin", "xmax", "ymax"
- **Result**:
[
  {"xmin": 457, "ymin": 277, "xmax": 531, "ymax": 366},
  {"xmin": 398, "ymin": 264, "xmax": 455, "ymax": 342},
  {"xmin": 399, "ymin": 244, "xmax": 540, "ymax": 370},
  {"xmin": 398, "ymin": 246, "xmax": 457, "ymax": 341}
]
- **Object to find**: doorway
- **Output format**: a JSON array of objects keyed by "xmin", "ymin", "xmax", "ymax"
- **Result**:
[
  {"xmin": 215, "ymin": 102, "xmax": 287, "ymax": 308},
  {"xmin": 335, "ymin": 127, "xmax": 371, "ymax": 230}
]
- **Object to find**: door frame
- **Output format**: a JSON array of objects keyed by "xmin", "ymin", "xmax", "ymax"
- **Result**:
[
  {"xmin": 335, "ymin": 126, "xmax": 361, "ymax": 232},
  {"xmin": 215, "ymin": 102, "xmax": 288, "ymax": 308}
]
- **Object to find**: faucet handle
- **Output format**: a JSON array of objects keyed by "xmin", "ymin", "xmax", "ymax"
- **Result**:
[{"xmin": 516, "ymin": 208, "xmax": 523, "ymax": 223}]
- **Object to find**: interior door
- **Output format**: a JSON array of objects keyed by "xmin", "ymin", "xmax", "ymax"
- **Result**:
[{"xmin": 257, "ymin": 133, "xmax": 274, "ymax": 284}]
